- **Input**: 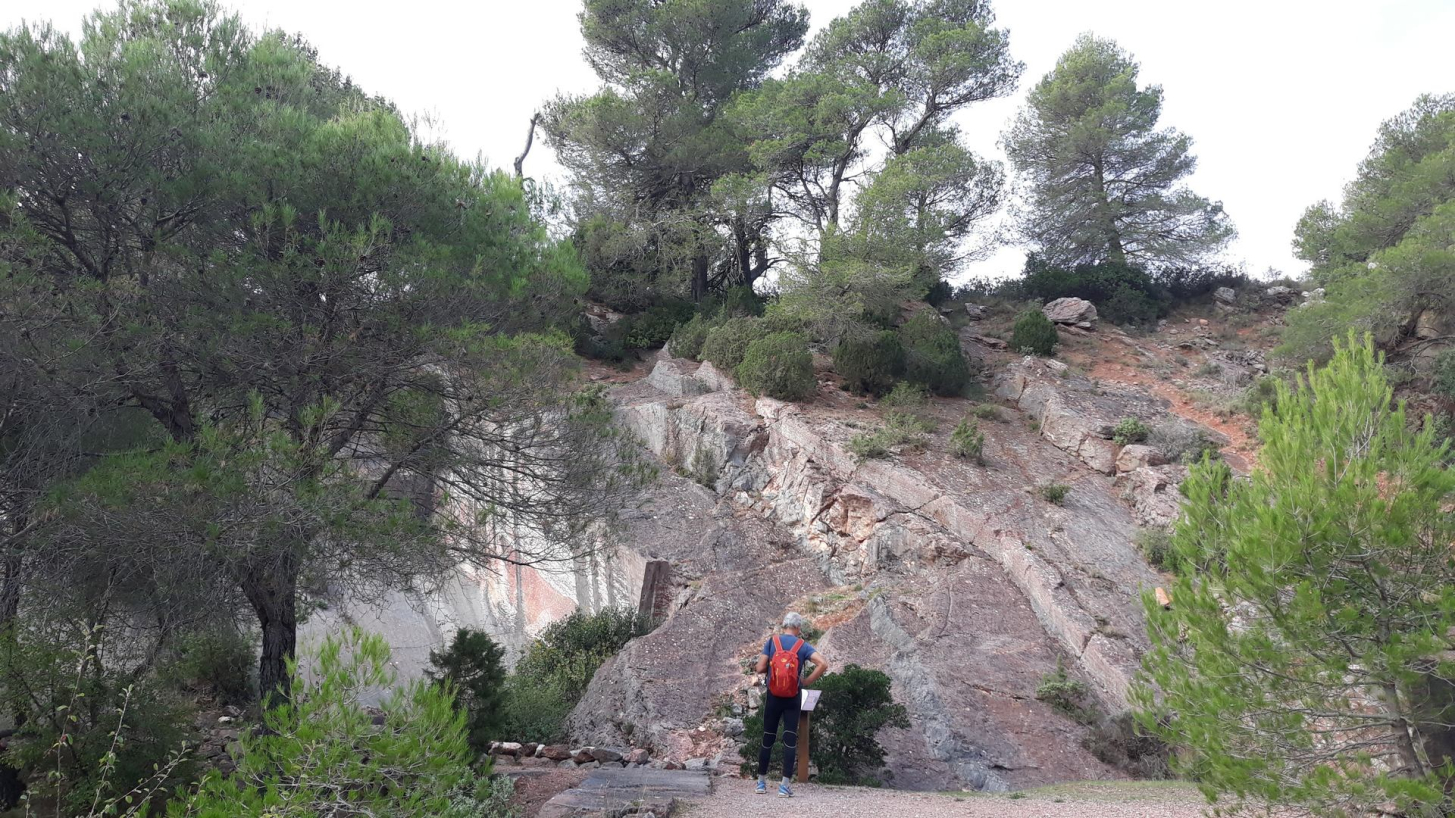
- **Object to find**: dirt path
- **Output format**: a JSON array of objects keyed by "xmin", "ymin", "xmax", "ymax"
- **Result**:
[{"xmin": 680, "ymin": 780, "xmax": 1213, "ymax": 818}]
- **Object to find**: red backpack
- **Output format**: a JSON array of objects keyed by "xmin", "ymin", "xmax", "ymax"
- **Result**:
[{"xmin": 767, "ymin": 635, "xmax": 803, "ymax": 698}]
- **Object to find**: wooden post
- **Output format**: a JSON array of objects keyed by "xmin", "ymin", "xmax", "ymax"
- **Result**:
[{"xmin": 796, "ymin": 711, "xmax": 810, "ymax": 783}]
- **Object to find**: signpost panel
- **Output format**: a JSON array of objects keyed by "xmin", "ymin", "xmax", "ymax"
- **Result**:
[{"xmin": 797, "ymin": 689, "xmax": 821, "ymax": 783}]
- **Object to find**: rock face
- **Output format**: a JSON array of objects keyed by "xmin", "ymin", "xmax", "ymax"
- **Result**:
[
  {"xmin": 1043, "ymin": 297, "xmax": 1098, "ymax": 325},
  {"xmin": 1214, "ymin": 286, "xmax": 1236, "ymax": 304},
  {"xmin": 571, "ymin": 353, "xmax": 1170, "ymax": 791}
]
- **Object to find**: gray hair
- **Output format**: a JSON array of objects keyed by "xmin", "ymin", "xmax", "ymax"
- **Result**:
[{"xmin": 782, "ymin": 612, "xmax": 805, "ymax": 629}]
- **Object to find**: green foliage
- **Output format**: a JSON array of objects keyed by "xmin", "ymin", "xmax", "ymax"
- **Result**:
[
  {"xmin": 173, "ymin": 628, "xmax": 510, "ymax": 818},
  {"xmin": 833, "ymin": 332, "xmax": 906, "ymax": 396},
  {"xmin": 1147, "ymin": 422, "xmax": 1220, "ymax": 465},
  {"xmin": 428, "ymin": 629, "xmax": 509, "ymax": 753},
  {"xmin": 1134, "ymin": 527, "xmax": 1173, "ymax": 572},
  {"xmin": 699, "ymin": 286, "xmax": 766, "ymax": 320},
  {"xmin": 1004, "ymin": 34, "xmax": 1233, "ymax": 268},
  {"xmin": 1, "ymin": 627, "xmax": 196, "ymax": 816},
  {"xmin": 1434, "ymin": 348, "xmax": 1455, "ymax": 402},
  {"xmin": 971, "ymin": 403, "xmax": 1001, "ymax": 421},
  {"xmin": 879, "ymin": 381, "xmax": 929, "ymax": 411},
  {"xmin": 1136, "ymin": 333, "xmax": 1455, "ymax": 816},
  {"xmin": 897, "ymin": 313, "xmax": 971, "ymax": 396},
  {"xmin": 1018, "ymin": 256, "xmax": 1167, "ymax": 326},
  {"xmin": 1011, "ymin": 310, "xmax": 1059, "ymax": 356},
  {"xmin": 621, "ymin": 301, "xmax": 695, "ymax": 350},
  {"xmin": 951, "ymin": 418, "xmax": 985, "ymax": 463},
  {"xmin": 503, "ymin": 607, "xmax": 655, "ymax": 742},
  {"xmin": 1038, "ymin": 483, "xmax": 1069, "ymax": 505},
  {"xmin": 1112, "ymin": 417, "xmax": 1151, "ymax": 445},
  {"xmin": 700, "ymin": 317, "xmax": 762, "ymax": 372},
  {"xmin": 668, "ymin": 314, "xmax": 715, "ymax": 361},
  {"xmin": 1036, "ymin": 660, "xmax": 1099, "ymax": 725},
  {"xmin": 849, "ymin": 412, "xmax": 932, "ymax": 461},
  {"xmin": 737, "ymin": 332, "xmax": 816, "ymax": 401},
  {"xmin": 1239, "ymin": 374, "xmax": 1284, "ymax": 419},
  {"xmin": 1285, "ymin": 95, "xmax": 1455, "ymax": 363},
  {"xmin": 163, "ymin": 626, "xmax": 257, "ymax": 706},
  {"xmin": 741, "ymin": 665, "xmax": 908, "ymax": 786}
]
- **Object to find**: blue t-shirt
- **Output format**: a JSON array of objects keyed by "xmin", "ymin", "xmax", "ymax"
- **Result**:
[{"xmin": 762, "ymin": 633, "xmax": 816, "ymax": 663}]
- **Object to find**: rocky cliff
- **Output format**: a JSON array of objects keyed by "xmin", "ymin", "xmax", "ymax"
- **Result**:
[{"xmin": 564, "ymin": 345, "xmax": 1209, "ymax": 792}]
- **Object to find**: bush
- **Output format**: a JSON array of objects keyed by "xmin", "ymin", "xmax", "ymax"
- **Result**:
[
  {"xmin": 699, "ymin": 285, "xmax": 765, "ymax": 319},
  {"xmin": 1112, "ymin": 417, "xmax": 1151, "ymax": 446},
  {"xmin": 1082, "ymin": 712, "xmax": 1173, "ymax": 780},
  {"xmin": 832, "ymin": 332, "xmax": 905, "ymax": 396},
  {"xmin": 737, "ymin": 332, "xmax": 815, "ymax": 401},
  {"xmin": 849, "ymin": 411, "xmax": 933, "ymax": 461},
  {"xmin": 879, "ymin": 381, "xmax": 928, "ymax": 410},
  {"xmin": 1011, "ymin": 310, "xmax": 1058, "ymax": 356},
  {"xmin": 1038, "ymin": 483, "xmax": 1070, "ymax": 504},
  {"xmin": 622, "ymin": 300, "xmax": 695, "ymax": 349},
  {"xmin": 572, "ymin": 317, "xmax": 628, "ymax": 363},
  {"xmin": 1239, "ymin": 374, "xmax": 1283, "ymax": 419},
  {"xmin": 668, "ymin": 314, "xmax": 715, "ymax": 361},
  {"xmin": 700, "ymin": 316, "xmax": 761, "ymax": 371},
  {"xmin": 499, "ymin": 676, "xmax": 574, "ymax": 745},
  {"xmin": 1149, "ymin": 422, "xmax": 1221, "ymax": 464},
  {"xmin": 739, "ymin": 664, "xmax": 908, "ymax": 786},
  {"xmin": 174, "ymin": 628, "xmax": 510, "ymax": 818},
  {"xmin": 164, "ymin": 625, "xmax": 256, "ymax": 706},
  {"xmin": 951, "ymin": 418, "xmax": 985, "ymax": 463},
  {"xmin": 1434, "ymin": 349, "xmax": 1455, "ymax": 402},
  {"xmin": 428, "ymin": 629, "xmax": 508, "ymax": 753},
  {"xmin": 1036, "ymin": 660, "xmax": 1100, "ymax": 725},
  {"xmin": 1135, "ymin": 527, "xmax": 1173, "ymax": 571},
  {"xmin": 971, "ymin": 403, "xmax": 1001, "ymax": 421},
  {"xmin": 1, "ymin": 628, "xmax": 197, "ymax": 816},
  {"xmin": 897, "ymin": 313, "xmax": 970, "ymax": 396},
  {"xmin": 515, "ymin": 607, "xmax": 653, "ymax": 705},
  {"xmin": 1020, "ymin": 255, "xmax": 1168, "ymax": 326}
]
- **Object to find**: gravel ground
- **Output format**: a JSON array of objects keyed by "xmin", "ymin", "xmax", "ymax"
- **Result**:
[{"xmin": 679, "ymin": 779, "xmax": 1214, "ymax": 818}]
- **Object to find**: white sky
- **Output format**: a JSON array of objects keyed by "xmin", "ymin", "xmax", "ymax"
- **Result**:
[{"xmin": 7, "ymin": 0, "xmax": 1454, "ymax": 282}]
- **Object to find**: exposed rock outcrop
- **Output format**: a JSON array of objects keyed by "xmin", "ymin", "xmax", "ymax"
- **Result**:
[
  {"xmin": 572, "ymin": 355, "xmax": 1176, "ymax": 791},
  {"xmin": 1043, "ymin": 297, "xmax": 1098, "ymax": 325}
]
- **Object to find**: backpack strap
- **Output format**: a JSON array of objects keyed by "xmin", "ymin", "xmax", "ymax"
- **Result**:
[{"xmin": 773, "ymin": 634, "xmax": 786, "ymax": 655}]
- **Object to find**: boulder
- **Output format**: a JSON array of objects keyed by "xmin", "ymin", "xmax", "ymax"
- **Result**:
[
  {"xmin": 627, "ymin": 748, "xmax": 651, "ymax": 765},
  {"xmin": 1214, "ymin": 286, "xmax": 1236, "ymax": 304},
  {"xmin": 540, "ymin": 744, "xmax": 573, "ymax": 761},
  {"xmin": 693, "ymin": 361, "xmax": 736, "ymax": 392},
  {"xmin": 559, "ymin": 759, "xmax": 578, "ymax": 769},
  {"xmin": 964, "ymin": 304, "xmax": 987, "ymax": 320},
  {"xmin": 1043, "ymin": 297, "xmax": 1098, "ymax": 325},
  {"xmin": 646, "ymin": 359, "xmax": 710, "ymax": 397},
  {"xmin": 1264, "ymin": 285, "xmax": 1298, "ymax": 304},
  {"xmin": 683, "ymin": 758, "xmax": 710, "ymax": 771},
  {"xmin": 722, "ymin": 717, "xmax": 745, "ymax": 738},
  {"xmin": 520, "ymin": 742, "xmax": 538, "ymax": 759},
  {"xmin": 590, "ymin": 747, "xmax": 625, "ymax": 763},
  {"xmin": 1115, "ymin": 465, "xmax": 1188, "ymax": 528},
  {"xmin": 571, "ymin": 748, "xmax": 596, "ymax": 765},
  {"xmin": 1415, "ymin": 309, "xmax": 1446, "ymax": 341},
  {"xmin": 1116, "ymin": 444, "xmax": 1166, "ymax": 474},
  {"xmin": 491, "ymin": 741, "xmax": 523, "ymax": 757}
]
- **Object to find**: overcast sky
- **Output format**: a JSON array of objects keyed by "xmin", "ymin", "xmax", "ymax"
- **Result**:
[{"xmin": 6, "ymin": 0, "xmax": 1454, "ymax": 282}]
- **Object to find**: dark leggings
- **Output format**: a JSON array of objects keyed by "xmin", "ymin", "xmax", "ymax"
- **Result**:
[{"xmin": 757, "ymin": 692, "xmax": 802, "ymax": 779}]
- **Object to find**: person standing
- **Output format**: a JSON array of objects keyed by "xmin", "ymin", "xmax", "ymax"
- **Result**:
[{"xmin": 753, "ymin": 611, "xmax": 829, "ymax": 797}]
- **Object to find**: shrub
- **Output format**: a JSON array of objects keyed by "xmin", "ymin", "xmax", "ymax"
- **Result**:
[
  {"xmin": 849, "ymin": 412, "xmax": 932, "ymax": 461},
  {"xmin": 879, "ymin": 381, "xmax": 928, "ymax": 410},
  {"xmin": 833, "ymin": 332, "xmax": 905, "ymax": 396},
  {"xmin": 1149, "ymin": 422, "xmax": 1221, "ymax": 464},
  {"xmin": 514, "ymin": 607, "xmax": 653, "ymax": 704},
  {"xmin": 1081, "ymin": 712, "xmax": 1173, "ymax": 780},
  {"xmin": 1433, "ymin": 349, "xmax": 1455, "ymax": 402},
  {"xmin": 428, "ymin": 628, "xmax": 508, "ymax": 753},
  {"xmin": 163, "ymin": 625, "xmax": 256, "ymax": 706},
  {"xmin": 897, "ymin": 313, "xmax": 970, "ymax": 396},
  {"xmin": 951, "ymin": 418, "xmax": 985, "ymax": 463},
  {"xmin": 572, "ymin": 317, "xmax": 628, "ymax": 363},
  {"xmin": 700, "ymin": 316, "xmax": 761, "ymax": 371},
  {"xmin": 971, "ymin": 403, "xmax": 1001, "ymax": 421},
  {"xmin": 1112, "ymin": 417, "xmax": 1151, "ymax": 446},
  {"xmin": 1038, "ymin": 483, "xmax": 1070, "ymax": 504},
  {"xmin": 622, "ymin": 300, "xmax": 695, "ymax": 349},
  {"xmin": 499, "ymin": 676, "xmax": 574, "ymax": 745},
  {"xmin": 1036, "ymin": 660, "xmax": 1100, "ymax": 725},
  {"xmin": 1239, "ymin": 374, "xmax": 1283, "ymax": 419},
  {"xmin": 1135, "ymin": 527, "xmax": 1173, "ymax": 571},
  {"xmin": 174, "ymin": 628, "xmax": 510, "ymax": 818},
  {"xmin": 1011, "ymin": 310, "xmax": 1058, "ymax": 356},
  {"xmin": 740, "ymin": 664, "xmax": 908, "ymax": 785},
  {"xmin": 668, "ymin": 314, "xmax": 714, "ymax": 361},
  {"xmin": 737, "ymin": 332, "xmax": 815, "ymax": 401},
  {"xmin": 1020, "ymin": 255, "xmax": 1168, "ymax": 325},
  {"xmin": 699, "ymin": 285, "xmax": 765, "ymax": 319}
]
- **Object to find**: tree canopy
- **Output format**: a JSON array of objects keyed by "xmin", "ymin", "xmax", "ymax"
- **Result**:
[
  {"xmin": 1002, "ymin": 34, "xmax": 1233, "ymax": 269},
  {"xmin": 1138, "ymin": 334, "xmax": 1455, "ymax": 816}
]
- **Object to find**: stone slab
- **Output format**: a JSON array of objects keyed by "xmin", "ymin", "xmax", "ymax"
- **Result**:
[{"xmin": 538, "ymin": 768, "xmax": 710, "ymax": 817}]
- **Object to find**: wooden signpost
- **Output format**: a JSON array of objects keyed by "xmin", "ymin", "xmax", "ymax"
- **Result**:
[{"xmin": 797, "ymin": 689, "xmax": 821, "ymax": 783}]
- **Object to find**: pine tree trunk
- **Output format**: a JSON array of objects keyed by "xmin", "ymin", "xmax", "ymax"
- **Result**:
[
  {"xmin": 242, "ymin": 551, "xmax": 299, "ymax": 707},
  {"xmin": 0, "ymin": 525, "xmax": 24, "ymax": 809},
  {"xmin": 691, "ymin": 253, "xmax": 709, "ymax": 302}
]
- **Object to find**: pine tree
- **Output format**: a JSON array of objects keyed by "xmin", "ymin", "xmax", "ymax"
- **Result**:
[{"xmin": 1137, "ymin": 333, "xmax": 1455, "ymax": 816}]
